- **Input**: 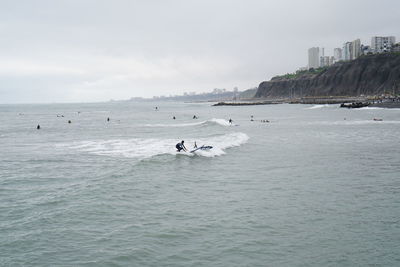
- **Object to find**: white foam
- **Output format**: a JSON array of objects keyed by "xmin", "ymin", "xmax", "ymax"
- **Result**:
[
  {"xmin": 305, "ymin": 120, "xmax": 400, "ymax": 126},
  {"xmin": 356, "ymin": 107, "xmax": 400, "ymax": 111},
  {"xmin": 58, "ymin": 132, "xmax": 249, "ymax": 159},
  {"xmin": 144, "ymin": 118, "xmax": 233, "ymax": 127},
  {"xmin": 306, "ymin": 104, "xmax": 335, "ymax": 110},
  {"xmin": 209, "ymin": 118, "xmax": 232, "ymax": 126},
  {"xmin": 144, "ymin": 121, "xmax": 206, "ymax": 127}
]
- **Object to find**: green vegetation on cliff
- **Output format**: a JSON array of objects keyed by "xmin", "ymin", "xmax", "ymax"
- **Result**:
[{"xmin": 255, "ymin": 53, "xmax": 400, "ymax": 98}]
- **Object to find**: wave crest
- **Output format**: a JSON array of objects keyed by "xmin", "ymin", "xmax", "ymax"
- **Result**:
[
  {"xmin": 144, "ymin": 118, "xmax": 233, "ymax": 128},
  {"xmin": 58, "ymin": 132, "xmax": 249, "ymax": 159}
]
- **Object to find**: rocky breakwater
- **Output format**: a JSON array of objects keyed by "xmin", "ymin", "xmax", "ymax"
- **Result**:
[{"xmin": 255, "ymin": 53, "xmax": 400, "ymax": 99}]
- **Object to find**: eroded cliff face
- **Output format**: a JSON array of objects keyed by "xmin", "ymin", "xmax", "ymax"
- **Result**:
[{"xmin": 255, "ymin": 53, "xmax": 400, "ymax": 98}]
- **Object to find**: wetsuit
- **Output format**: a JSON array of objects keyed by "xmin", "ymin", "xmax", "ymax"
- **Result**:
[{"xmin": 176, "ymin": 143, "xmax": 184, "ymax": 152}]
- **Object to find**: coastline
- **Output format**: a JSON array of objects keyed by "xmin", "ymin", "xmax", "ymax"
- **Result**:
[{"xmin": 213, "ymin": 96, "xmax": 400, "ymax": 108}]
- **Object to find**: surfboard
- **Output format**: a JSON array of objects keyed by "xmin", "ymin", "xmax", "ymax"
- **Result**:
[{"xmin": 190, "ymin": 145, "xmax": 213, "ymax": 153}]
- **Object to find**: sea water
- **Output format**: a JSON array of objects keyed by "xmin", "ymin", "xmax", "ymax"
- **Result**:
[{"xmin": 1, "ymin": 102, "xmax": 399, "ymax": 266}]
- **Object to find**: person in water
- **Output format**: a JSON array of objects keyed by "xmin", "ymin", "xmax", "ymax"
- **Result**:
[
  {"xmin": 176, "ymin": 140, "xmax": 187, "ymax": 152},
  {"xmin": 173, "ymin": 116, "xmax": 176, "ymax": 120},
  {"xmin": 229, "ymin": 118, "xmax": 233, "ymax": 124},
  {"xmin": 194, "ymin": 141, "xmax": 197, "ymax": 148},
  {"xmin": 37, "ymin": 124, "xmax": 40, "ymax": 130}
]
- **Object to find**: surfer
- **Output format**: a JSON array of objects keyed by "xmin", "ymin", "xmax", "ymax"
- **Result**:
[
  {"xmin": 194, "ymin": 141, "xmax": 197, "ymax": 148},
  {"xmin": 173, "ymin": 116, "xmax": 176, "ymax": 120},
  {"xmin": 176, "ymin": 140, "xmax": 187, "ymax": 152},
  {"xmin": 229, "ymin": 118, "xmax": 233, "ymax": 124},
  {"xmin": 107, "ymin": 117, "xmax": 110, "ymax": 122},
  {"xmin": 193, "ymin": 115, "xmax": 198, "ymax": 119},
  {"xmin": 37, "ymin": 124, "xmax": 40, "ymax": 130}
]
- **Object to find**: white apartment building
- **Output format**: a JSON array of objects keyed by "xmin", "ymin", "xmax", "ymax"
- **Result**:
[
  {"xmin": 329, "ymin": 56, "xmax": 334, "ymax": 66},
  {"xmin": 342, "ymin": 39, "xmax": 361, "ymax": 61},
  {"xmin": 351, "ymin": 39, "xmax": 361, "ymax": 60},
  {"xmin": 342, "ymin": 42, "xmax": 352, "ymax": 61},
  {"xmin": 371, "ymin": 36, "xmax": 396, "ymax": 53},
  {"xmin": 308, "ymin": 47, "xmax": 320, "ymax": 69},
  {"xmin": 334, "ymin": 48, "xmax": 342, "ymax": 61}
]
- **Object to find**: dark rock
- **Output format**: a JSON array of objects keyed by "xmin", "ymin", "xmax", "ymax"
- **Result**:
[
  {"xmin": 340, "ymin": 102, "xmax": 370, "ymax": 108},
  {"xmin": 255, "ymin": 53, "xmax": 400, "ymax": 98}
]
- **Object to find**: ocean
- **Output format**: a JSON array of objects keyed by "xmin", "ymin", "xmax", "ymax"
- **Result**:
[{"xmin": 1, "ymin": 101, "xmax": 399, "ymax": 266}]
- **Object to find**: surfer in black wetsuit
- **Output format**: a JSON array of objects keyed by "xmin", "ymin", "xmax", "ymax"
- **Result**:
[
  {"xmin": 194, "ymin": 141, "xmax": 197, "ymax": 148},
  {"xmin": 176, "ymin": 140, "xmax": 187, "ymax": 152},
  {"xmin": 229, "ymin": 118, "xmax": 233, "ymax": 124}
]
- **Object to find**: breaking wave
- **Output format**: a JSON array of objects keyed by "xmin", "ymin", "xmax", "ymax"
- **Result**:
[
  {"xmin": 144, "ymin": 118, "xmax": 234, "ymax": 127},
  {"xmin": 357, "ymin": 107, "xmax": 400, "ymax": 111},
  {"xmin": 58, "ymin": 132, "xmax": 249, "ymax": 159},
  {"xmin": 306, "ymin": 104, "xmax": 336, "ymax": 110}
]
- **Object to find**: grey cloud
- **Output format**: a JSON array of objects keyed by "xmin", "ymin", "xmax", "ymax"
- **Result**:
[{"xmin": 0, "ymin": 0, "xmax": 399, "ymax": 103}]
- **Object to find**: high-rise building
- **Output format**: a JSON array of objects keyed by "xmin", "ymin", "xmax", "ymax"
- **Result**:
[
  {"xmin": 342, "ymin": 42, "xmax": 352, "ymax": 61},
  {"xmin": 334, "ymin": 48, "xmax": 342, "ymax": 61},
  {"xmin": 342, "ymin": 39, "xmax": 361, "ymax": 61},
  {"xmin": 329, "ymin": 56, "xmax": 335, "ymax": 66},
  {"xmin": 371, "ymin": 36, "xmax": 396, "ymax": 53},
  {"xmin": 308, "ymin": 47, "xmax": 320, "ymax": 69},
  {"xmin": 351, "ymin": 39, "xmax": 361, "ymax": 60},
  {"xmin": 320, "ymin": 56, "xmax": 331, "ymax": 67}
]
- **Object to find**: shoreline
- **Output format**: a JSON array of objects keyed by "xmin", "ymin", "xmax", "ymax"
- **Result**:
[{"xmin": 212, "ymin": 97, "xmax": 400, "ymax": 108}]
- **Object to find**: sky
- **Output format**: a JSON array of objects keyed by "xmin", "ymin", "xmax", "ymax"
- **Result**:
[{"xmin": 0, "ymin": 0, "xmax": 399, "ymax": 103}]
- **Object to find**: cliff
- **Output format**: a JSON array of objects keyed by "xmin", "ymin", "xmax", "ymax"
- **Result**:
[{"xmin": 255, "ymin": 53, "xmax": 400, "ymax": 98}]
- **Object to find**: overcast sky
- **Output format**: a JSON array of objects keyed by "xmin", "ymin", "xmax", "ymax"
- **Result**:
[{"xmin": 0, "ymin": 0, "xmax": 399, "ymax": 103}]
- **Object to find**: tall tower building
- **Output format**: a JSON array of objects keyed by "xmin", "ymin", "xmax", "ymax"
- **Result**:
[
  {"xmin": 371, "ymin": 36, "xmax": 396, "ymax": 53},
  {"xmin": 351, "ymin": 39, "xmax": 361, "ymax": 60},
  {"xmin": 342, "ymin": 42, "xmax": 352, "ymax": 61},
  {"xmin": 308, "ymin": 47, "xmax": 320, "ymax": 69},
  {"xmin": 334, "ymin": 48, "xmax": 342, "ymax": 61}
]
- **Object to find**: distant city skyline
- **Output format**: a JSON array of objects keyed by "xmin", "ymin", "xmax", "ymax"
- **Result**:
[{"xmin": 0, "ymin": 0, "xmax": 399, "ymax": 103}]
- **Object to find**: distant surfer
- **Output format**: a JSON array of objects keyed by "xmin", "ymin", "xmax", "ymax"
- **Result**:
[
  {"xmin": 37, "ymin": 124, "xmax": 40, "ymax": 130},
  {"xmin": 193, "ymin": 115, "xmax": 198, "ymax": 119},
  {"xmin": 176, "ymin": 140, "xmax": 187, "ymax": 152},
  {"xmin": 173, "ymin": 116, "xmax": 176, "ymax": 120},
  {"xmin": 229, "ymin": 118, "xmax": 233, "ymax": 124},
  {"xmin": 107, "ymin": 117, "xmax": 110, "ymax": 122},
  {"xmin": 194, "ymin": 141, "xmax": 197, "ymax": 148},
  {"xmin": 250, "ymin": 115, "xmax": 254, "ymax": 122},
  {"xmin": 68, "ymin": 120, "xmax": 71, "ymax": 124},
  {"xmin": 155, "ymin": 107, "xmax": 158, "ymax": 111}
]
